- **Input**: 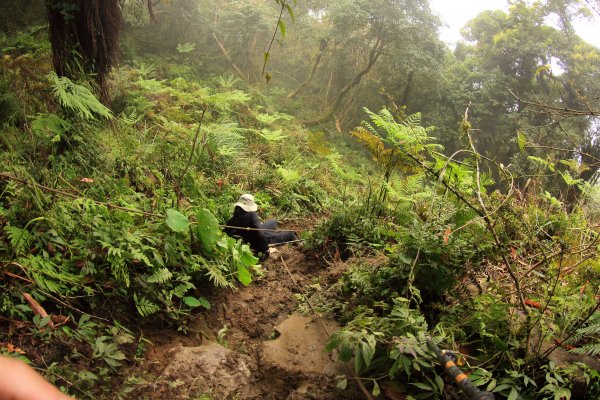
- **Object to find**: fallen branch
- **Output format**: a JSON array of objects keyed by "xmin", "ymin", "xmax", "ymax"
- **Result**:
[
  {"xmin": 212, "ymin": 32, "xmax": 245, "ymax": 79},
  {"xmin": 22, "ymin": 292, "xmax": 55, "ymax": 329},
  {"xmin": 0, "ymin": 172, "xmax": 163, "ymax": 218}
]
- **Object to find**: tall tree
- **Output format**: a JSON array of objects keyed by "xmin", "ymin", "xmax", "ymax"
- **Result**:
[
  {"xmin": 437, "ymin": 0, "xmax": 600, "ymax": 200},
  {"xmin": 47, "ymin": 0, "xmax": 121, "ymax": 102}
]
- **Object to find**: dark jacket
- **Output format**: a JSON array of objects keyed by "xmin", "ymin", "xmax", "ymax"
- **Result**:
[{"xmin": 224, "ymin": 206, "xmax": 269, "ymax": 254}]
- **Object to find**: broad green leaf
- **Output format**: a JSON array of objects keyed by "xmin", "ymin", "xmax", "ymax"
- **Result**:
[
  {"xmin": 354, "ymin": 347, "xmax": 365, "ymax": 373},
  {"xmin": 325, "ymin": 334, "xmax": 343, "ymax": 353},
  {"xmin": 517, "ymin": 132, "xmax": 526, "ymax": 151},
  {"xmin": 339, "ymin": 343, "xmax": 353, "ymax": 362},
  {"xmin": 507, "ymin": 387, "xmax": 518, "ymax": 400},
  {"xmin": 237, "ymin": 265, "xmax": 252, "ymax": 286},
  {"xmin": 166, "ymin": 209, "xmax": 189, "ymax": 232},
  {"xmin": 400, "ymin": 355, "xmax": 412, "ymax": 376},
  {"xmin": 183, "ymin": 296, "xmax": 210, "ymax": 309},
  {"xmin": 239, "ymin": 247, "xmax": 259, "ymax": 266},
  {"xmin": 410, "ymin": 382, "xmax": 434, "ymax": 391},
  {"xmin": 153, "ymin": 251, "xmax": 165, "ymax": 267},
  {"xmin": 434, "ymin": 374, "xmax": 444, "ymax": 393},
  {"xmin": 361, "ymin": 339, "xmax": 375, "ymax": 368},
  {"xmin": 554, "ymin": 388, "xmax": 571, "ymax": 400},
  {"xmin": 78, "ymin": 370, "xmax": 98, "ymax": 382},
  {"xmin": 336, "ymin": 376, "xmax": 347, "ymax": 390},
  {"xmin": 278, "ymin": 20, "xmax": 286, "ymax": 39},
  {"xmin": 493, "ymin": 383, "xmax": 512, "ymax": 392},
  {"xmin": 38, "ymin": 315, "xmax": 52, "ymax": 328},
  {"xmin": 372, "ymin": 381, "xmax": 380, "ymax": 396},
  {"xmin": 284, "ymin": 3, "xmax": 295, "ymax": 22},
  {"xmin": 196, "ymin": 209, "xmax": 220, "ymax": 250}
]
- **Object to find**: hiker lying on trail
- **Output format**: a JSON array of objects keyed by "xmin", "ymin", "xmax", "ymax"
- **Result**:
[{"xmin": 224, "ymin": 194, "xmax": 298, "ymax": 260}]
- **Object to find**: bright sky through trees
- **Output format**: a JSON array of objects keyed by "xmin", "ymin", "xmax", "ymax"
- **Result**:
[{"xmin": 430, "ymin": 0, "xmax": 600, "ymax": 48}]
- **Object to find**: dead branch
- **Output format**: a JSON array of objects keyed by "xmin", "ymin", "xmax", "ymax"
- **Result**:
[{"xmin": 22, "ymin": 293, "xmax": 55, "ymax": 329}]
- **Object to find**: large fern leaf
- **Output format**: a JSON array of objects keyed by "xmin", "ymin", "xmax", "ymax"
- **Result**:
[
  {"xmin": 134, "ymin": 294, "xmax": 160, "ymax": 317},
  {"xmin": 48, "ymin": 72, "xmax": 112, "ymax": 120}
]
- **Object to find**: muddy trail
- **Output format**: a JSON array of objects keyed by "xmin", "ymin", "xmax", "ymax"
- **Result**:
[{"xmin": 128, "ymin": 246, "xmax": 365, "ymax": 400}]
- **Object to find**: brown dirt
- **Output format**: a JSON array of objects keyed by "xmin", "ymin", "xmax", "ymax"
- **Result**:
[{"xmin": 124, "ymin": 247, "xmax": 365, "ymax": 400}]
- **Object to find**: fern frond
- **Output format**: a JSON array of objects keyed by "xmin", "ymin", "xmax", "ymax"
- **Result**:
[
  {"xmin": 569, "ymin": 343, "xmax": 600, "ymax": 357},
  {"xmin": 48, "ymin": 72, "xmax": 112, "ymax": 120},
  {"xmin": 206, "ymin": 122, "xmax": 247, "ymax": 159},
  {"xmin": 258, "ymin": 128, "xmax": 288, "ymax": 143},
  {"xmin": 4, "ymin": 225, "xmax": 33, "ymax": 256},
  {"xmin": 146, "ymin": 268, "xmax": 173, "ymax": 284},
  {"xmin": 31, "ymin": 113, "xmax": 72, "ymax": 138},
  {"xmin": 21, "ymin": 255, "xmax": 81, "ymax": 294},
  {"xmin": 217, "ymin": 75, "xmax": 240, "ymax": 88},
  {"xmin": 171, "ymin": 281, "xmax": 195, "ymax": 299},
  {"xmin": 134, "ymin": 294, "xmax": 160, "ymax": 317},
  {"xmin": 566, "ymin": 312, "xmax": 600, "ymax": 344},
  {"xmin": 203, "ymin": 261, "xmax": 235, "ymax": 288}
]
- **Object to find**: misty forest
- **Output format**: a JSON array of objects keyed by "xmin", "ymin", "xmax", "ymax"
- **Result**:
[{"xmin": 1, "ymin": 0, "xmax": 599, "ymax": 399}]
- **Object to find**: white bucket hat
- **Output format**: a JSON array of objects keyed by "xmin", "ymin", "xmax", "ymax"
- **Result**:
[{"xmin": 235, "ymin": 193, "xmax": 258, "ymax": 212}]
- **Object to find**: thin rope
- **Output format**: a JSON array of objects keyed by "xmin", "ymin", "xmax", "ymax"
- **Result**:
[{"xmin": 221, "ymin": 224, "xmax": 297, "ymax": 233}]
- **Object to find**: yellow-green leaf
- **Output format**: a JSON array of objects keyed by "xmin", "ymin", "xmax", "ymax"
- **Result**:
[
  {"xmin": 166, "ymin": 209, "xmax": 189, "ymax": 232},
  {"xmin": 517, "ymin": 132, "xmax": 526, "ymax": 151}
]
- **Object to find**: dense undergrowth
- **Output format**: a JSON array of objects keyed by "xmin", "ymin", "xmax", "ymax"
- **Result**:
[
  {"xmin": 0, "ymin": 28, "xmax": 360, "ymax": 397},
  {"xmin": 309, "ymin": 110, "xmax": 600, "ymax": 399},
  {"xmin": 1, "ymin": 23, "xmax": 599, "ymax": 400}
]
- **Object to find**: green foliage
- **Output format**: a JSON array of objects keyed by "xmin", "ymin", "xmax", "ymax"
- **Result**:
[
  {"xmin": 176, "ymin": 42, "xmax": 196, "ymax": 53},
  {"xmin": 31, "ymin": 113, "xmax": 72, "ymax": 143},
  {"xmin": 48, "ymin": 72, "xmax": 112, "ymax": 120},
  {"xmin": 310, "ymin": 203, "xmax": 386, "ymax": 256},
  {"xmin": 326, "ymin": 298, "xmax": 447, "ymax": 397},
  {"xmin": 2, "ymin": 8, "xmax": 600, "ymax": 398},
  {"xmin": 566, "ymin": 312, "xmax": 600, "ymax": 357},
  {"xmin": 166, "ymin": 209, "xmax": 189, "ymax": 232},
  {"xmin": 258, "ymin": 128, "xmax": 288, "ymax": 143}
]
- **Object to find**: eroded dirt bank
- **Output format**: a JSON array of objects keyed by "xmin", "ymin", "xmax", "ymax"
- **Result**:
[{"xmin": 127, "ymin": 247, "xmax": 364, "ymax": 400}]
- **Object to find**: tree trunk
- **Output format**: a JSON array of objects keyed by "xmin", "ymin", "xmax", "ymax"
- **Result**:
[
  {"xmin": 212, "ymin": 32, "xmax": 246, "ymax": 80},
  {"xmin": 287, "ymin": 38, "xmax": 328, "ymax": 99},
  {"xmin": 47, "ymin": 0, "xmax": 121, "ymax": 103},
  {"xmin": 304, "ymin": 39, "xmax": 384, "ymax": 126},
  {"xmin": 400, "ymin": 70, "xmax": 414, "ymax": 105}
]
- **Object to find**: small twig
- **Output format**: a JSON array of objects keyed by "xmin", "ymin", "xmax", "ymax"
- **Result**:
[
  {"xmin": 35, "ymin": 363, "xmax": 93, "ymax": 399},
  {"xmin": 1, "ymin": 262, "xmax": 109, "ymax": 322},
  {"xmin": 463, "ymin": 103, "xmax": 528, "ymax": 315},
  {"xmin": 221, "ymin": 224, "xmax": 297, "ymax": 233},
  {"xmin": 176, "ymin": 109, "xmax": 208, "ymax": 202},
  {"xmin": 262, "ymin": 1, "xmax": 288, "ymax": 78},
  {"xmin": 268, "ymin": 239, "xmax": 304, "ymax": 247}
]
